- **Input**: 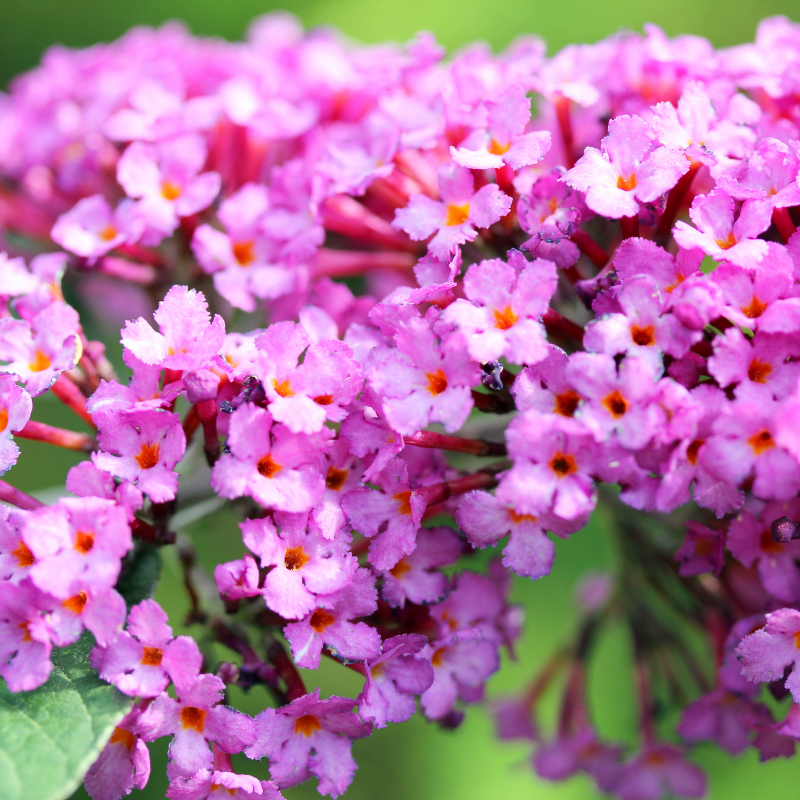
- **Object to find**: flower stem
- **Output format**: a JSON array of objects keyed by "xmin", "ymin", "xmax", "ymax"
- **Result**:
[
  {"xmin": 404, "ymin": 430, "xmax": 507, "ymax": 457},
  {"xmin": 773, "ymin": 206, "xmax": 797, "ymax": 243},
  {"xmin": 51, "ymin": 374, "xmax": 96, "ymax": 428},
  {"xmin": 16, "ymin": 420, "xmax": 96, "ymax": 451},
  {"xmin": 0, "ymin": 479, "xmax": 43, "ymax": 511}
]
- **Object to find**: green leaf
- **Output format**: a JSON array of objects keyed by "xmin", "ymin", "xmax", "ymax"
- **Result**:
[
  {"xmin": 0, "ymin": 633, "xmax": 131, "ymax": 800},
  {"xmin": 116, "ymin": 543, "xmax": 162, "ymax": 609}
]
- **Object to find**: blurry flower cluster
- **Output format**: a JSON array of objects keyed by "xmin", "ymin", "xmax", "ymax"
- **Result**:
[{"xmin": 4, "ymin": 12, "xmax": 800, "ymax": 800}]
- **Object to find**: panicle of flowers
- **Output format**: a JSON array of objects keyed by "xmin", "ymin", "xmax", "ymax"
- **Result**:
[{"xmin": 4, "ymin": 13, "xmax": 800, "ymax": 800}]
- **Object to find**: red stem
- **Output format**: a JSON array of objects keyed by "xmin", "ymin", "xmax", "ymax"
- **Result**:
[
  {"xmin": 99, "ymin": 257, "xmax": 158, "ymax": 286},
  {"xmin": 403, "ymin": 431, "xmax": 506, "ymax": 457},
  {"xmin": 310, "ymin": 249, "xmax": 416, "ymax": 278},
  {"xmin": 773, "ymin": 206, "xmax": 797, "ymax": 244},
  {"xmin": 542, "ymin": 308, "xmax": 585, "ymax": 344},
  {"xmin": 570, "ymin": 228, "xmax": 609, "ymax": 269},
  {"xmin": 266, "ymin": 637, "xmax": 308, "ymax": 701},
  {"xmin": 420, "ymin": 461, "xmax": 510, "ymax": 518},
  {"xmin": 17, "ymin": 420, "xmax": 96, "ymax": 452},
  {"xmin": 197, "ymin": 399, "xmax": 220, "ymax": 464},
  {"xmin": 51, "ymin": 374, "xmax": 96, "ymax": 429},
  {"xmin": 554, "ymin": 94, "xmax": 575, "ymax": 170},
  {"xmin": 620, "ymin": 216, "xmax": 640, "ymax": 240},
  {"xmin": 0, "ymin": 480, "xmax": 43, "ymax": 511},
  {"xmin": 656, "ymin": 160, "xmax": 700, "ymax": 236}
]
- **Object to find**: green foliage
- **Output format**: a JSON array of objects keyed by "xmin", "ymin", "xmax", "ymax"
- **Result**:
[
  {"xmin": 116, "ymin": 543, "xmax": 162, "ymax": 610},
  {"xmin": 0, "ymin": 633, "xmax": 130, "ymax": 800}
]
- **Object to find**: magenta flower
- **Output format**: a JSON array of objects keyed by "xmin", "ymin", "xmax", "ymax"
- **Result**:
[
  {"xmin": 84, "ymin": 708, "xmax": 151, "ymax": 800},
  {"xmin": 377, "ymin": 525, "xmax": 462, "ymax": 607},
  {"xmin": 91, "ymin": 599, "xmax": 203, "ymax": 697},
  {"xmin": 245, "ymin": 690, "xmax": 372, "ymax": 798},
  {"xmin": 283, "ymin": 568, "xmax": 381, "ymax": 668},
  {"xmin": 51, "ymin": 195, "xmax": 142, "ymax": 262},
  {"xmin": 701, "ymin": 399, "xmax": 800, "ymax": 502},
  {"xmin": 0, "ymin": 302, "xmax": 81, "ymax": 395},
  {"xmin": 0, "ymin": 374, "xmax": 32, "ymax": 475},
  {"xmin": 240, "ymin": 515, "xmax": 357, "ymax": 620},
  {"xmin": 720, "ymin": 137, "xmax": 800, "ymax": 209},
  {"xmin": 584, "ymin": 275, "xmax": 700, "ymax": 365},
  {"xmin": 255, "ymin": 322, "xmax": 363, "ymax": 434},
  {"xmin": 563, "ymin": 115, "xmax": 689, "ymax": 218},
  {"xmin": 727, "ymin": 499, "xmax": 800, "ymax": 602},
  {"xmin": 134, "ymin": 673, "xmax": 256, "ymax": 780},
  {"xmin": 23, "ymin": 497, "xmax": 132, "ymax": 600},
  {"xmin": 534, "ymin": 728, "xmax": 623, "ymax": 792},
  {"xmin": 613, "ymin": 239, "xmax": 703, "ymax": 296},
  {"xmin": 121, "ymin": 285, "xmax": 226, "ymax": 371},
  {"xmin": 358, "ymin": 633, "xmax": 434, "ymax": 728},
  {"xmin": 94, "ymin": 408, "xmax": 186, "ymax": 503},
  {"xmin": 0, "ymin": 505, "xmax": 33, "ymax": 583},
  {"xmin": 613, "ymin": 745, "xmax": 706, "ymax": 800},
  {"xmin": 708, "ymin": 328, "xmax": 800, "ymax": 402},
  {"xmin": 48, "ymin": 584, "xmax": 128, "ymax": 648},
  {"xmin": 117, "ymin": 135, "xmax": 221, "ymax": 241},
  {"xmin": 450, "ymin": 86, "xmax": 551, "ymax": 171},
  {"xmin": 341, "ymin": 457, "xmax": 426, "ymax": 570},
  {"xmin": 674, "ymin": 521, "xmax": 724, "ymax": 577},
  {"xmin": 192, "ymin": 183, "xmax": 297, "ymax": 313},
  {"xmin": 166, "ymin": 770, "xmax": 284, "ymax": 800},
  {"xmin": 210, "ymin": 404, "xmax": 327, "ymax": 513},
  {"xmin": 392, "ymin": 163, "xmax": 512, "ymax": 260},
  {"xmin": 673, "ymin": 188, "xmax": 771, "ymax": 267},
  {"xmin": 0, "ymin": 578, "xmax": 55, "ymax": 692},
  {"xmin": 214, "ymin": 555, "xmax": 261, "ymax": 602},
  {"xmin": 442, "ymin": 254, "xmax": 556, "ymax": 365}
]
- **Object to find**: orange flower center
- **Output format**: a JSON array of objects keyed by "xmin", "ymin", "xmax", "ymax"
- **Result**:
[
  {"xmin": 11, "ymin": 541, "xmax": 34, "ymax": 568},
  {"xmin": 549, "ymin": 451, "xmax": 578, "ymax": 477},
  {"xmin": 73, "ymin": 530, "xmax": 95, "ymax": 555},
  {"xmin": 554, "ymin": 390, "xmax": 580, "ymax": 417},
  {"xmin": 431, "ymin": 647, "xmax": 447, "ymax": 667},
  {"xmin": 715, "ymin": 232, "xmax": 737, "ymax": 250},
  {"xmin": 135, "ymin": 443, "xmax": 160, "ymax": 470},
  {"xmin": 257, "ymin": 454, "xmax": 282, "ymax": 478},
  {"xmin": 390, "ymin": 558, "xmax": 412, "ymax": 578},
  {"xmin": 630, "ymin": 324, "xmax": 655, "ymax": 346},
  {"xmin": 314, "ymin": 394, "xmax": 334, "ymax": 406},
  {"xmin": 748, "ymin": 358, "xmax": 772, "ymax": 383},
  {"xmin": 794, "ymin": 630, "xmax": 800, "ymax": 650},
  {"xmin": 161, "ymin": 181, "xmax": 182, "ymax": 201},
  {"xmin": 760, "ymin": 528, "xmax": 783, "ymax": 554},
  {"xmin": 28, "ymin": 350, "xmax": 51, "ymax": 373},
  {"xmin": 109, "ymin": 728, "xmax": 136, "ymax": 750},
  {"xmin": 493, "ymin": 306, "xmax": 518, "ymax": 330},
  {"xmin": 63, "ymin": 591, "xmax": 88, "ymax": 615},
  {"xmin": 425, "ymin": 370, "xmax": 448, "ymax": 395},
  {"xmin": 616, "ymin": 174, "xmax": 637, "ymax": 191},
  {"xmin": 748, "ymin": 429, "xmax": 775, "ymax": 455},
  {"xmin": 309, "ymin": 608, "xmax": 337, "ymax": 633},
  {"xmin": 141, "ymin": 647, "xmax": 163, "ymax": 667},
  {"xmin": 99, "ymin": 224, "xmax": 118, "ymax": 242},
  {"xmin": 741, "ymin": 296, "xmax": 767, "ymax": 319},
  {"xmin": 284, "ymin": 546, "xmax": 309, "ymax": 571},
  {"xmin": 509, "ymin": 509, "xmax": 537, "ymax": 524},
  {"xmin": 232, "ymin": 240, "xmax": 256, "ymax": 266},
  {"xmin": 325, "ymin": 467, "xmax": 348, "ymax": 491},
  {"xmin": 294, "ymin": 715, "xmax": 322, "ymax": 737},
  {"xmin": 686, "ymin": 439, "xmax": 704, "ymax": 466},
  {"xmin": 602, "ymin": 390, "xmax": 629, "ymax": 418},
  {"xmin": 445, "ymin": 203, "xmax": 470, "ymax": 226},
  {"xmin": 694, "ymin": 537, "xmax": 715, "ymax": 557},
  {"xmin": 487, "ymin": 138, "xmax": 510, "ymax": 155},
  {"xmin": 272, "ymin": 379, "xmax": 294, "ymax": 398},
  {"xmin": 180, "ymin": 706, "xmax": 206, "ymax": 732},
  {"xmin": 394, "ymin": 491, "xmax": 413, "ymax": 516}
]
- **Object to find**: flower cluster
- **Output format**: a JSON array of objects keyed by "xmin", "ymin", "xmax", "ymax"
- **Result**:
[{"xmin": 4, "ymin": 13, "xmax": 800, "ymax": 800}]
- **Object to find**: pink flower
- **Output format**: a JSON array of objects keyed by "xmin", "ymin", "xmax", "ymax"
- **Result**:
[
  {"xmin": 450, "ymin": 86, "xmax": 551, "ymax": 171},
  {"xmin": 84, "ymin": 708, "xmax": 151, "ymax": 800},
  {"xmin": 0, "ymin": 375, "xmax": 32, "ymax": 475},
  {"xmin": 613, "ymin": 745, "xmax": 706, "ymax": 800},
  {"xmin": 166, "ymin": 770, "xmax": 284, "ymax": 800},
  {"xmin": 240, "ymin": 515, "xmax": 357, "ymax": 620},
  {"xmin": 121, "ymin": 285, "xmax": 226, "ymax": 371},
  {"xmin": 210, "ymin": 404, "xmax": 327, "ymax": 513},
  {"xmin": 736, "ymin": 608, "xmax": 800, "ymax": 702},
  {"xmin": 283, "ymin": 568, "xmax": 381, "ymax": 668},
  {"xmin": 134, "ymin": 673, "xmax": 256, "ymax": 780},
  {"xmin": 358, "ymin": 633, "xmax": 434, "ymax": 728},
  {"xmin": 377, "ymin": 525, "xmax": 462, "ymax": 607},
  {"xmin": 442, "ymin": 253, "xmax": 556, "ymax": 364},
  {"xmin": 51, "ymin": 195, "xmax": 142, "ymax": 262},
  {"xmin": 117, "ymin": 135, "xmax": 221, "ymax": 241},
  {"xmin": 94, "ymin": 409, "xmax": 186, "ymax": 503},
  {"xmin": 91, "ymin": 599, "xmax": 203, "ymax": 697},
  {"xmin": 392, "ymin": 163, "xmax": 512, "ymax": 260},
  {"xmin": 563, "ymin": 115, "xmax": 689, "ymax": 218},
  {"xmin": 674, "ymin": 521, "xmax": 724, "ymax": 577},
  {"xmin": 245, "ymin": 690, "xmax": 372, "ymax": 798},
  {"xmin": 534, "ymin": 728, "xmax": 623, "ymax": 792},
  {"xmin": 23, "ymin": 497, "xmax": 132, "ymax": 600},
  {"xmin": 673, "ymin": 188, "xmax": 771, "ymax": 267}
]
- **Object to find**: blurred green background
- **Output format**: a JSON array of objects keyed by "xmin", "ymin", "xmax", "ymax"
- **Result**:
[{"xmin": 6, "ymin": 0, "xmax": 800, "ymax": 798}]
